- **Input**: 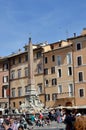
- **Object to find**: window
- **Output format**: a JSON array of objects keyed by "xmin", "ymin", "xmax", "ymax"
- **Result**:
[
  {"xmin": 67, "ymin": 53, "xmax": 72, "ymax": 64},
  {"xmin": 45, "ymin": 80, "xmax": 48, "ymax": 87},
  {"xmin": 36, "ymin": 51, "xmax": 42, "ymax": 58},
  {"xmin": 18, "ymin": 87, "xmax": 22, "ymax": 97},
  {"xmin": 52, "ymin": 93, "xmax": 57, "ymax": 100},
  {"xmin": 68, "ymin": 84, "xmax": 73, "ymax": 96},
  {"xmin": 25, "ymin": 86, "xmax": 29, "ymax": 93},
  {"xmin": 18, "ymin": 69, "xmax": 21, "ymax": 78},
  {"xmin": 45, "ymin": 94, "xmax": 50, "ymax": 101},
  {"xmin": 52, "ymin": 55, "xmax": 55, "ymax": 62},
  {"xmin": 19, "ymin": 57, "xmax": 21, "ymax": 63},
  {"xmin": 58, "ymin": 85, "xmax": 62, "ymax": 94},
  {"xmin": 3, "ymin": 63, "xmax": 8, "ymax": 71},
  {"xmin": 58, "ymin": 69, "xmax": 62, "ymax": 77},
  {"xmin": 3, "ymin": 76, "xmax": 8, "ymax": 83},
  {"xmin": 2, "ymin": 86, "xmax": 7, "ymax": 98},
  {"xmin": 59, "ymin": 43, "xmax": 61, "ymax": 47},
  {"xmin": 57, "ymin": 56, "xmax": 61, "ymax": 66},
  {"xmin": 37, "ymin": 64, "xmax": 42, "ymax": 74},
  {"xmin": 51, "ymin": 45, "xmax": 54, "ymax": 50},
  {"xmin": 25, "ymin": 55, "xmax": 28, "ymax": 61},
  {"xmin": 12, "ymin": 59, "xmax": 15, "ymax": 65},
  {"xmin": 13, "ymin": 102, "xmax": 15, "ymax": 107},
  {"xmin": 78, "ymin": 72, "xmax": 83, "ymax": 82},
  {"xmin": 77, "ymin": 56, "xmax": 82, "ymax": 66},
  {"xmin": 51, "ymin": 67, "xmax": 55, "ymax": 74},
  {"xmin": 79, "ymin": 89, "xmax": 84, "ymax": 97},
  {"xmin": 38, "ymin": 84, "xmax": 42, "ymax": 94},
  {"xmin": 76, "ymin": 43, "xmax": 81, "ymax": 50},
  {"xmin": 25, "ymin": 67, "xmax": 28, "ymax": 77},
  {"xmin": 12, "ymin": 88, "xmax": 15, "ymax": 97},
  {"xmin": 44, "ymin": 57, "xmax": 48, "ymax": 64},
  {"xmin": 10, "ymin": 70, "xmax": 15, "ymax": 79},
  {"xmin": 44, "ymin": 68, "xmax": 48, "ymax": 75},
  {"xmin": 19, "ymin": 101, "xmax": 22, "ymax": 105},
  {"xmin": 68, "ymin": 67, "xmax": 72, "ymax": 76},
  {"xmin": 52, "ymin": 78, "xmax": 57, "ymax": 85}
]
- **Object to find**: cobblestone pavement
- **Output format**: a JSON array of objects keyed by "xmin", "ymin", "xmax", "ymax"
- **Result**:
[
  {"xmin": 28, "ymin": 121, "xmax": 66, "ymax": 130},
  {"xmin": 0, "ymin": 120, "xmax": 66, "ymax": 130}
]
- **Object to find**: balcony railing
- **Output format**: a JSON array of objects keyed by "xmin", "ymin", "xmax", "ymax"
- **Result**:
[
  {"xmin": 3, "ymin": 82, "xmax": 9, "ymax": 86},
  {"xmin": 57, "ymin": 92, "xmax": 74, "ymax": 99},
  {"xmin": 25, "ymin": 91, "xmax": 38, "ymax": 95}
]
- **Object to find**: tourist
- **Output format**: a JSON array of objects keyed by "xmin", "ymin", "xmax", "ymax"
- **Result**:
[
  {"xmin": 2, "ymin": 119, "xmax": 12, "ymax": 130},
  {"xmin": 18, "ymin": 125, "xmax": 24, "ymax": 130},
  {"xmin": 74, "ymin": 116, "xmax": 86, "ymax": 130},
  {"xmin": 55, "ymin": 109, "xmax": 62, "ymax": 123},
  {"xmin": 10, "ymin": 118, "xmax": 18, "ymax": 130},
  {"xmin": 64, "ymin": 109, "xmax": 75, "ymax": 130},
  {"xmin": 30, "ymin": 113, "xmax": 35, "ymax": 122},
  {"xmin": 39, "ymin": 110, "xmax": 43, "ymax": 120}
]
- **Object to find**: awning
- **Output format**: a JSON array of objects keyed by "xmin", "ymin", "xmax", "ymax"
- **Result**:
[
  {"xmin": 76, "ymin": 105, "xmax": 86, "ymax": 109},
  {"xmin": 55, "ymin": 105, "xmax": 86, "ymax": 109}
]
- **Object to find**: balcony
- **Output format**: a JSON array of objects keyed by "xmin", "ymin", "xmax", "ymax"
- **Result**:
[
  {"xmin": 0, "ymin": 97, "xmax": 8, "ymax": 103},
  {"xmin": 25, "ymin": 91, "xmax": 33, "ymax": 95},
  {"xmin": 25, "ymin": 90, "xmax": 38, "ymax": 96},
  {"xmin": 3, "ymin": 82, "xmax": 9, "ymax": 86},
  {"xmin": 57, "ymin": 92, "xmax": 74, "ymax": 99}
]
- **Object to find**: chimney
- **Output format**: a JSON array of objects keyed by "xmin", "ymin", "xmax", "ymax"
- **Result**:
[
  {"xmin": 73, "ymin": 33, "xmax": 76, "ymax": 37},
  {"xmin": 81, "ymin": 28, "xmax": 86, "ymax": 35},
  {"xmin": 29, "ymin": 37, "xmax": 31, "ymax": 43}
]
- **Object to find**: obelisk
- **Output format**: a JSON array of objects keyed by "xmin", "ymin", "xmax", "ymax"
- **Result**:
[
  {"xmin": 24, "ymin": 37, "xmax": 44, "ymax": 112},
  {"xmin": 27, "ymin": 37, "xmax": 37, "ymax": 103}
]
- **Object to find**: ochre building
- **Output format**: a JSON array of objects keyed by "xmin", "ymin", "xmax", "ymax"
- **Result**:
[{"xmin": 0, "ymin": 29, "xmax": 86, "ymax": 110}]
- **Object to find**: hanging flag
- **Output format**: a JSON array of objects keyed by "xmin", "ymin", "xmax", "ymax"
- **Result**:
[{"xmin": 6, "ymin": 88, "xmax": 10, "ymax": 97}]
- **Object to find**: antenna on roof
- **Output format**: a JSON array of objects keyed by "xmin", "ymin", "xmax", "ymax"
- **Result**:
[
  {"xmin": 29, "ymin": 32, "xmax": 31, "ymax": 38},
  {"xmin": 66, "ymin": 29, "xmax": 69, "ymax": 39}
]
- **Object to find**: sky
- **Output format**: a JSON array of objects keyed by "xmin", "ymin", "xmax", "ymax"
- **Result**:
[{"xmin": 0, "ymin": 0, "xmax": 86, "ymax": 56}]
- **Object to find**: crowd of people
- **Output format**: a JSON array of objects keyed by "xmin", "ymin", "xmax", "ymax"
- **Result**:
[
  {"xmin": 0, "ymin": 118, "xmax": 24, "ymax": 130},
  {"xmin": 0, "ymin": 108, "xmax": 86, "ymax": 130}
]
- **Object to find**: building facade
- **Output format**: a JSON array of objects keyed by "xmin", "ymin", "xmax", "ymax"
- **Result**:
[
  {"xmin": 44, "ymin": 40, "xmax": 74, "ymax": 107},
  {"xmin": 67, "ymin": 30, "xmax": 86, "ymax": 107},
  {"xmin": 0, "ymin": 58, "xmax": 9, "ymax": 108},
  {"xmin": 0, "ymin": 29, "xmax": 86, "ymax": 110}
]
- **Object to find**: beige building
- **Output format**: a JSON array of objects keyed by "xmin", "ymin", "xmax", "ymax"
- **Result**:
[
  {"xmin": 8, "ymin": 51, "xmax": 29, "ymax": 109},
  {"xmin": 43, "ymin": 40, "xmax": 75, "ymax": 107},
  {"xmin": 0, "ymin": 29, "xmax": 86, "ymax": 110},
  {"xmin": 0, "ymin": 57, "xmax": 9, "ymax": 108},
  {"xmin": 7, "ymin": 42, "xmax": 51, "ymax": 109},
  {"xmin": 67, "ymin": 29, "xmax": 86, "ymax": 107}
]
